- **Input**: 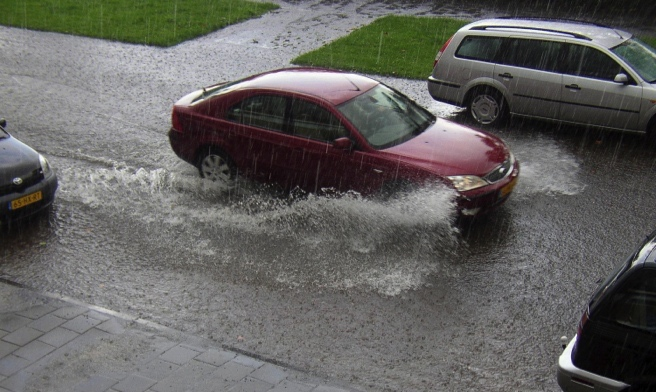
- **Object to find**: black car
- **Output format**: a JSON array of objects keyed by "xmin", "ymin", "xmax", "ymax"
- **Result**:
[
  {"xmin": 558, "ymin": 229, "xmax": 656, "ymax": 392},
  {"xmin": 0, "ymin": 118, "xmax": 58, "ymax": 225}
]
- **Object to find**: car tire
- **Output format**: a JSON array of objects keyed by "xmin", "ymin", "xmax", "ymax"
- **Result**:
[
  {"xmin": 647, "ymin": 117, "xmax": 656, "ymax": 145},
  {"xmin": 197, "ymin": 148, "xmax": 237, "ymax": 185},
  {"xmin": 468, "ymin": 87, "xmax": 507, "ymax": 126}
]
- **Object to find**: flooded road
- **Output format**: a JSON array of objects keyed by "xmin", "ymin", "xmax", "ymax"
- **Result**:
[{"xmin": 2, "ymin": 0, "xmax": 656, "ymax": 390}]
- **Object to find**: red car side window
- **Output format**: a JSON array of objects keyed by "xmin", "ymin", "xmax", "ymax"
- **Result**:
[
  {"xmin": 290, "ymin": 99, "xmax": 347, "ymax": 142},
  {"xmin": 227, "ymin": 95, "xmax": 287, "ymax": 132}
]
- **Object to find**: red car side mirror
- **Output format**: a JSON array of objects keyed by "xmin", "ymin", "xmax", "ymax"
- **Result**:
[{"xmin": 332, "ymin": 137, "xmax": 352, "ymax": 151}]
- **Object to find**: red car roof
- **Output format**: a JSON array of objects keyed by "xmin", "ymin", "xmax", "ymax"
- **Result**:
[{"xmin": 236, "ymin": 68, "xmax": 379, "ymax": 105}]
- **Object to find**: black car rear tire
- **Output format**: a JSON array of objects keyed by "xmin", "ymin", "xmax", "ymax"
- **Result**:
[
  {"xmin": 646, "ymin": 117, "xmax": 656, "ymax": 145},
  {"xmin": 468, "ymin": 87, "xmax": 507, "ymax": 126},
  {"xmin": 197, "ymin": 148, "xmax": 237, "ymax": 186}
]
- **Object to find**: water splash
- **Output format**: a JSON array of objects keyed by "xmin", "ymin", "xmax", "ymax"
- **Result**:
[
  {"xmin": 56, "ymin": 163, "xmax": 463, "ymax": 295},
  {"xmin": 511, "ymin": 135, "xmax": 586, "ymax": 197}
]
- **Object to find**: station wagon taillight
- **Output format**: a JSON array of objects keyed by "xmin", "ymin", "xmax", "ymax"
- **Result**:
[{"xmin": 433, "ymin": 35, "xmax": 454, "ymax": 69}]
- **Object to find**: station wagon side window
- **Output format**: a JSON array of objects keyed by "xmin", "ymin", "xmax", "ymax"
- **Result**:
[
  {"xmin": 290, "ymin": 99, "xmax": 347, "ymax": 142},
  {"xmin": 597, "ymin": 269, "xmax": 656, "ymax": 333},
  {"xmin": 455, "ymin": 36, "xmax": 503, "ymax": 62},
  {"xmin": 564, "ymin": 44, "xmax": 625, "ymax": 81},
  {"xmin": 226, "ymin": 95, "xmax": 287, "ymax": 132},
  {"xmin": 499, "ymin": 38, "xmax": 563, "ymax": 72}
]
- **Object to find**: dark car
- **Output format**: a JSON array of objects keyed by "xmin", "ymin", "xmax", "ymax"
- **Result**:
[
  {"xmin": 169, "ymin": 68, "xmax": 519, "ymax": 216},
  {"xmin": 558, "ymin": 229, "xmax": 656, "ymax": 392},
  {"xmin": 0, "ymin": 119, "xmax": 58, "ymax": 225}
]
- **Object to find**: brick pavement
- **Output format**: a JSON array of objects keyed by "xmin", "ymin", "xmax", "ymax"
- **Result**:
[{"xmin": 0, "ymin": 281, "xmax": 358, "ymax": 392}]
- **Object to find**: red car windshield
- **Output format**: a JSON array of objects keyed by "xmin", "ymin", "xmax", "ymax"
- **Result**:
[{"xmin": 338, "ymin": 84, "xmax": 435, "ymax": 149}]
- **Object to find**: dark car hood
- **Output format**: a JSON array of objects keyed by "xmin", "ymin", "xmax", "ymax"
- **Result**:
[
  {"xmin": 384, "ymin": 118, "xmax": 510, "ymax": 177},
  {"xmin": 0, "ymin": 134, "xmax": 41, "ymax": 185}
]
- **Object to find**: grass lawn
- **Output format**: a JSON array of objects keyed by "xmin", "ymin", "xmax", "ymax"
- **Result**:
[
  {"xmin": 293, "ymin": 15, "xmax": 468, "ymax": 80},
  {"xmin": 0, "ymin": 0, "xmax": 279, "ymax": 47},
  {"xmin": 293, "ymin": 15, "xmax": 656, "ymax": 80}
]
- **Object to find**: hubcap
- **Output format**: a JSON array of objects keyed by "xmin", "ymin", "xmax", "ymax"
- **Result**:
[
  {"xmin": 471, "ymin": 94, "xmax": 500, "ymax": 125},
  {"xmin": 201, "ymin": 154, "xmax": 233, "ymax": 183}
]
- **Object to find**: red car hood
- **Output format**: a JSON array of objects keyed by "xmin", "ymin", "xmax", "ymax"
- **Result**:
[{"xmin": 383, "ymin": 119, "xmax": 509, "ymax": 177}]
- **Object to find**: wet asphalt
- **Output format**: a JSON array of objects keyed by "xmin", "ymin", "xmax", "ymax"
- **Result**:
[{"xmin": 1, "ymin": 0, "xmax": 656, "ymax": 391}]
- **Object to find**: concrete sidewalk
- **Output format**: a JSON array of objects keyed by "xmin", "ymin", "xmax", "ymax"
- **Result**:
[{"xmin": 0, "ymin": 280, "xmax": 358, "ymax": 392}]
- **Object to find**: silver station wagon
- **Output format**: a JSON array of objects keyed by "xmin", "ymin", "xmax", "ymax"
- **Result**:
[{"xmin": 427, "ymin": 18, "xmax": 656, "ymax": 140}]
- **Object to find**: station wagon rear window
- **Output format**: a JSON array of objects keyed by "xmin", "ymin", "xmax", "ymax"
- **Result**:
[
  {"xmin": 499, "ymin": 39, "xmax": 563, "ymax": 72},
  {"xmin": 455, "ymin": 36, "xmax": 502, "ymax": 62}
]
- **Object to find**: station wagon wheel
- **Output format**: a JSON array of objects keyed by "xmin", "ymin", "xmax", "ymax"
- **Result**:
[
  {"xmin": 197, "ymin": 148, "xmax": 236, "ymax": 186},
  {"xmin": 468, "ymin": 87, "xmax": 507, "ymax": 126}
]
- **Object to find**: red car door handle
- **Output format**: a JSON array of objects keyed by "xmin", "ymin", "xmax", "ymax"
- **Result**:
[
  {"xmin": 373, "ymin": 169, "xmax": 383, "ymax": 174},
  {"xmin": 565, "ymin": 84, "xmax": 581, "ymax": 91}
]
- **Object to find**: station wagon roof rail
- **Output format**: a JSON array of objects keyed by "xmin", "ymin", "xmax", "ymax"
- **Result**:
[
  {"xmin": 465, "ymin": 18, "xmax": 630, "ymax": 42},
  {"xmin": 496, "ymin": 16, "xmax": 612, "ymax": 28},
  {"xmin": 468, "ymin": 25, "xmax": 592, "ymax": 40}
]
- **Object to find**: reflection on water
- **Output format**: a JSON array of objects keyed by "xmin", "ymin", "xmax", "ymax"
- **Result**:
[{"xmin": 0, "ymin": 207, "xmax": 58, "ymax": 265}]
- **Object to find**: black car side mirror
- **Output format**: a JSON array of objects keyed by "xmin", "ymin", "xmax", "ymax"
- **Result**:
[{"xmin": 0, "ymin": 118, "xmax": 6, "ymax": 128}]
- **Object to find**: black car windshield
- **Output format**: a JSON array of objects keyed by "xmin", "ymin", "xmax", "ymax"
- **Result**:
[
  {"xmin": 338, "ymin": 84, "xmax": 435, "ymax": 149},
  {"xmin": 611, "ymin": 38, "xmax": 656, "ymax": 83}
]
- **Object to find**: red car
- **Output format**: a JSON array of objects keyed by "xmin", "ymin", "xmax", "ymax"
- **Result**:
[{"xmin": 168, "ymin": 68, "xmax": 519, "ymax": 216}]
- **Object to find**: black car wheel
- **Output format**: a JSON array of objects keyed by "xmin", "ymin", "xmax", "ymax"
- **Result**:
[{"xmin": 647, "ymin": 117, "xmax": 656, "ymax": 144}]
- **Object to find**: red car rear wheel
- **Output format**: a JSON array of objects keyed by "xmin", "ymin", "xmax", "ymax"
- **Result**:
[{"xmin": 197, "ymin": 148, "xmax": 236, "ymax": 186}]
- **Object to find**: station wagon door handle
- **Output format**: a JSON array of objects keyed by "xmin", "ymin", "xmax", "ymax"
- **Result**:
[
  {"xmin": 565, "ymin": 84, "xmax": 581, "ymax": 91},
  {"xmin": 498, "ymin": 72, "xmax": 513, "ymax": 79},
  {"xmin": 373, "ymin": 169, "xmax": 383, "ymax": 174}
]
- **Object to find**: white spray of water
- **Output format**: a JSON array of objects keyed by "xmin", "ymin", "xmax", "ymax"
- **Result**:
[
  {"xmin": 56, "ymin": 162, "xmax": 462, "ymax": 295},
  {"xmin": 511, "ymin": 135, "xmax": 586, "ymax": 197}
]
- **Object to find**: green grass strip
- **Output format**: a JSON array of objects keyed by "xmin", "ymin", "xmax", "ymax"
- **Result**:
[
  {"xmin": 0, "ymin": 0, "xmax": 279, "ymax": 47},
  {"xmin": 293, "ymin": 16, "xmax": 468, "ymax": 80}
]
